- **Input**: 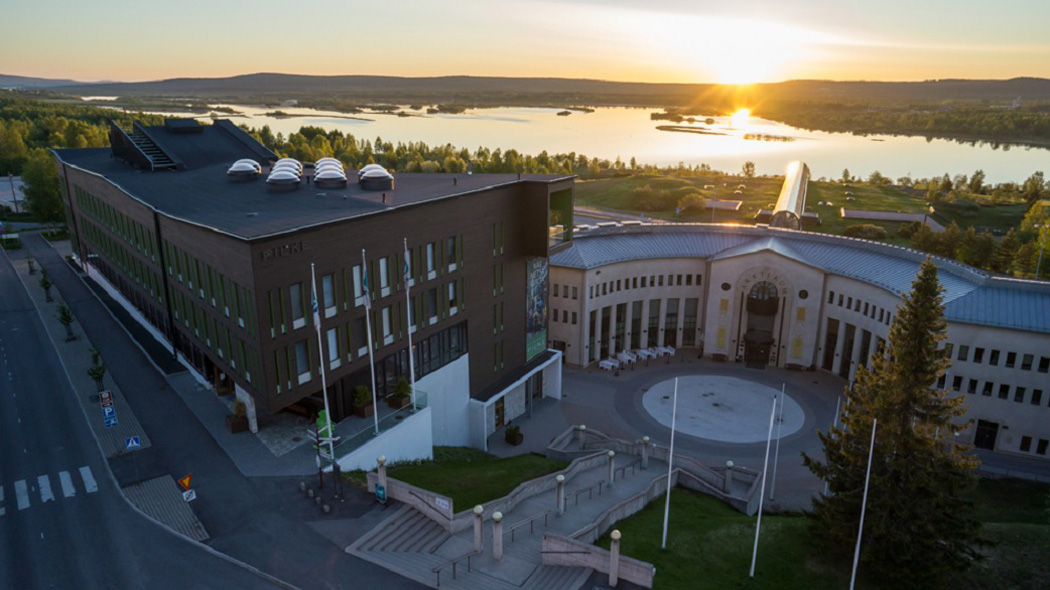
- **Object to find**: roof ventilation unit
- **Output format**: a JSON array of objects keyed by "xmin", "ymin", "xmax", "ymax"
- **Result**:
[
  {"xmin": 359, "ymin": 164, "xmax": 395, "ymax": 191},
  {"xmin": 227, "ymin": 158, "xmax": 262, "ymax": 180}
]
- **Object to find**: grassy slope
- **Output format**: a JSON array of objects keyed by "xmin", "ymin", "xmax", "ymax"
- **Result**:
[
  {"xmin": 388, "ymin": 447, "xmax": 568, "ymax": 510},
  {"xmin": 599, "ymin": 479, "xmax": 1049, "ymax": 590}
]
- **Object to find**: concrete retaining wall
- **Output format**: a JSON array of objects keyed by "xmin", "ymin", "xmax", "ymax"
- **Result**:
[
  {"xmin": 367, "ymin": 471, "xmax": 455, "ymax": 530},
  {"xmin": 542, "ymin": 534, "xmax": 656, "ymax": 588}
]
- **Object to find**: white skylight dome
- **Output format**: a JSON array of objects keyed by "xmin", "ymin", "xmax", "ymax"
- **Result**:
[
  {"xmin": 315, "ymin": 161, "xmax": 344, "ymax": 173},
  {"xmin": 315, "ymin": 157, "xmax": 342, "ymax": 167},
  {"xmin": 361, "ymin": 168, "xmax": 394, "ymax": 179},
  {"xmin": 314, "ymin": 168, "xmax": 347, "ymax": 180},
  {"xmin": 229, "ymin": 159, "xmax": 261, "ymax": 173},
  {"xmin": 266, "ymin": 169, "xmax": 301, "ymax": 185},
  {"xmin": 358, "ymin": 163, "xmax": 387, "ymax": 176},
  {"xmin": 227, "ymin": 159, "xmax": 261, "ymax": 178}
]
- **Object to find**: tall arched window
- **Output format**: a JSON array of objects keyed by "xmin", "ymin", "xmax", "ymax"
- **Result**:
[{"xmin": 749, "ymin": 281, "xmax": 778, "ymax": 301}]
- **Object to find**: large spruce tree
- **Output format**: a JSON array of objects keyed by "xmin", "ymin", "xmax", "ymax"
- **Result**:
[{"xmin": 803, "ymin": 258, "xmax": 982, "ymax": 588}]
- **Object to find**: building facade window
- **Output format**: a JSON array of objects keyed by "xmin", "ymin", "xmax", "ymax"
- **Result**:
[
  {"xmin": 295, "ymin": 340, "xmax": 310, "ymax": 384},
  {"xmin": 290, "ymin": 282, "xmax": 305, "ymax": 328},
  {"xmin": 322, "ymin": 273, "xmax": 336, "ymax": 316}
]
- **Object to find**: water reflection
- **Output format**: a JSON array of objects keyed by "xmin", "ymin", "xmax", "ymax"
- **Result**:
[{"xmin": 119, "ymin": 103, "xmax": 1046, "ymax": 183}]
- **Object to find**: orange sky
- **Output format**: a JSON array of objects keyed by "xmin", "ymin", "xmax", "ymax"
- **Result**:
[{"xmin": 2, "ymin": 0, "xmax": 1048, "ymax": 84}]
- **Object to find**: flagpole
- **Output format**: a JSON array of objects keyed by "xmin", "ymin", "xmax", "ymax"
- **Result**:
[
  {"xmin": 850, "ymin": 418, "xmax": 878, "ymax": 590},
  {"xmin": 660, "ymin": 377, "xmax": 678, "ymax": 549},
  {"xmin": 769, "ymin": 383, "xmax": 786, "ymax": 501},
  {"xmin": 362, "ymin": 249, "xmax": 379, "ymax": 435},
  {"xmin": 825, "ymin": 395, "xmax": 842, "ymax": 496},
  {"xmin": 404, "ymin": 238, "xmax": 417, "ymax": 411},
  {"xmin": 310, "ymin": 263, "xmax": 336, "ymax": 468},
  {"xmin": 749, "ymin": 391, "xmax": 778, "ymax": 578}
]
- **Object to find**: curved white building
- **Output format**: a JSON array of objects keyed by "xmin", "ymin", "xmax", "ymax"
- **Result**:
[{"xmin": 548, "ymin": 223, "xmax": 1050, "ymax": 460}]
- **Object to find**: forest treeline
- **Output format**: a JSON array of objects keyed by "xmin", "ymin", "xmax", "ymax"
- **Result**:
[
  {"xmin": 2, "ymin": 96, "xmax": 1048, "ymax": 279},
  {"xmin": 759, "ymin": 102, "xmax": 1050, "ymax": 146}
]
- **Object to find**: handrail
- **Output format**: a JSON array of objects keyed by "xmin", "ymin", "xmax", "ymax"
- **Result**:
[
  {"xmin": 507, "ymin": 510, "xmax": 550, "ymax": 543},
  {"xmin": 614, "ymin": 458, "xmax": 641, "ymax": 480},
  {"xmin": 431, "ymin": 550, "xmax": 477, "ymax": 588},
  {"xmin": 572, "ymin": 479, "xmax": 605, "ymax": 506}
]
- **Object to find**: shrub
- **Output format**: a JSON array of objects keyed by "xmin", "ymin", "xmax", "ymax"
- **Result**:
[
  {"xmin": 842, "ymin": 224, "xmax": 888, "ymax": 240},
  {"xmin": 898, "ymin": 221, "xmax": 923, "ymax": 238},
  {"xmin": 353, "ymin": 385, "xmax": 373, "ymax": 407}
]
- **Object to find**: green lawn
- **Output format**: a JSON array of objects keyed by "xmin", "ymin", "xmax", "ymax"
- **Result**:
[
  {"xmin": 596, "ymin": 490, "xmax": 859, "ymax": 590},
  {"xmin": 597, "ymin": 479, "xmax": 1050, "ymax": 590},
  {"xmin": 575, "ymin": 174, "xmax": 1024, "ymax": 239},
  {"xmin": 386, "ymin": 447, "xmax": 568, "ymax": 510}
]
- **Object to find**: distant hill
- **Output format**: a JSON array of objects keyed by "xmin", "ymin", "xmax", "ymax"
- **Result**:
[
  {"xmin": 33, "ymin": 73, "xmax": 1050, "ymax": 105},
  {"xmin": 0, "ymin": 74, "xmax": 87, "ymax": 89}
]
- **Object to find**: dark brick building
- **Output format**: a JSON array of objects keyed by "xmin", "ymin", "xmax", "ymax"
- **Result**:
[{"xmin": 54, "ymin": 119, "xmax": 573, "ymax": 456}]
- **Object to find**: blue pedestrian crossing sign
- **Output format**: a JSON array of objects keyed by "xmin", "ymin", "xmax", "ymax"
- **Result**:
[{"xmin": 125, "ymin": 436, "xmax": 141, "ymax": 450}]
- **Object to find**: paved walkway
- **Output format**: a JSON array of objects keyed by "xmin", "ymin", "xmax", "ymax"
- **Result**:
[
  {"xmin": 641, "ymin": 375, "xmax": 805, "ymax": 442},
  {"xmin": 351, "ymin": 451, "xmax": 670, "ymax": 590},
  {"xmin": 492, "ymin": 356, "xmax": 842, "ymax": 513}
]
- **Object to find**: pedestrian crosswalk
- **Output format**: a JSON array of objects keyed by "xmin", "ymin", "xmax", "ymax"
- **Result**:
[{"xmin": 1, "ymin": 466, "xmax": 100, "ymax": 516}]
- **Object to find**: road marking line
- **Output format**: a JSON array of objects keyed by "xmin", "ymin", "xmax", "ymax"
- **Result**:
[
  {"xmin": 59, "ymin": 471, "xmax": 76, "ymax": 498},
  {"xmin": 79, "ymin": 466, "xmax": 98, "ymax": 493},
  {"xmin": 38, "ymin": 475, "xmax": 54, "ymax": 503},
  {"xmin": 1, "ymin": 484, "xmax": 5, "ymax": 515},
  {"xmin": 15, "ymin": 479, "xmax": 29, "ymax": 510}
]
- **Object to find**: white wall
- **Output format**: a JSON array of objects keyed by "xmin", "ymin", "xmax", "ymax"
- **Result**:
[
  {"xmin": 336, "ymin": 407, "xmax": 433, "ymax": 471},
  {"xmin": 943, "ymin": 322, "xmax": 1050, "ymax": 456},
  {"xmin": 417, "ymin": 354, "xmax": 471, "ymax": 447},
  {"xmin": 703, "ymin": 253, "xmax": 824, "ymax": 367},
  {"xmin": 820, "ymin": 275, "xmax": 899, "ymax": 379}
]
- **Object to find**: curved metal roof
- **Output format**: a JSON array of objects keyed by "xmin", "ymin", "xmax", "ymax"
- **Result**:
[{"xmin": 550, "ymin": 224, "xmax": 1050, "ymax": 334}]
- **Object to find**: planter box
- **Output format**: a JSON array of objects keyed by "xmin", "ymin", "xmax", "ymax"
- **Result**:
[
  {"xmin": 505, "ymin": 431, "xmax": 524, "ymax": 446},
  {"xmin": 387, "ymin": 395, "xmax": 411, "ymax": 410},
  {"xmin": 354, "ymin": 404, "xmax": 375, "ymax": 419},
  {"xmin": 226, "ymin": 414, "xmax": 249, "ymax": 433}
]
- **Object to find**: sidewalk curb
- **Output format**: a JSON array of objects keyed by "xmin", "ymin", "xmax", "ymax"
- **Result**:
[{"xmin": 9, "ymin": 238, "xmax": 300, "ymax": 590}]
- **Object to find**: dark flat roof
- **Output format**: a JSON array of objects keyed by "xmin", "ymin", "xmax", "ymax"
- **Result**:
[{"xmin": 55, "ymin": 121, "xmax": 571, "ymax": 241}]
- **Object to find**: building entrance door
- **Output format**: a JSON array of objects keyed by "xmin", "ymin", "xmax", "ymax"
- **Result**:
[
  {"xmin": 974, "ymin": 420, "xmax": 999, "ymax": 450},
  {"xmin": 743, "ymin": 281, "xmax": 778, "ymax": 369},
  {"xmin": 494, "ymin": 397, "xmax": 505, "ymax": 428}
]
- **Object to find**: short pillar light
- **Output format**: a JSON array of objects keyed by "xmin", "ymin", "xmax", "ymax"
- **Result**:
[
  {"xmin": 724, "ymin": 460, "xmax": 734, "ymax": 493},
  {"xmin": 558, "ymin": 470, "xmax": 567, "ymax": 512},
  {"xmin": 492, "ymin": 511, "xmax": 504, "ymax": 560},
  {"xmin": 607, "ymin": 450, "xmax": 616, "ymax": 487},
  {"xmin": 609, "ymin": 529, "xmax": 622, "ymax": 587},
  {"xmin": 473, "ymin": 505, "xmax": 485, "ymax": 553},
  {"xmin": 576, "ymin": 424, "xmax": 587, "ymax": 445},
  {"xmin": 555, "ymin": 474, "xmax": 566, "ymax": 516},
  {"xmin": 377, "ymin": 455, "xmax": 388, "ymax": 494},
  {"xmin": 641, "ymin": 436, "xmax": 650, "ymax": 470}
]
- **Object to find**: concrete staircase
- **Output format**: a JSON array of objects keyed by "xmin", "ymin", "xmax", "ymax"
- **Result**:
[{"xmin": 350, "ymin": 504, "xmax": 591, "ymax": 590}]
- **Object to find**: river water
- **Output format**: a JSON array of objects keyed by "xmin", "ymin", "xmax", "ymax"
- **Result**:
[{"xmin": 113, "ymin": 102, "xmax": 1047, "ymax": 184}]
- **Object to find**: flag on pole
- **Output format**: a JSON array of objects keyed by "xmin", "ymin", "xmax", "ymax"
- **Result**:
[
  {"xmin": 311, "ymin": 268, "xmax": 322, "ymax": 334},
  {"xmin": 361, "ymin": 260, "xmax": 371, "ymax": 309},
  {"xmin": 403, "ymin": 243, "xmax": 411, "ymax": 283}
]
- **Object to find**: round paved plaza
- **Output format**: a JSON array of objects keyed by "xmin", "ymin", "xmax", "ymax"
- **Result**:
[{"xmin": 641, "ymin": 375, "xmax": 805, "ymax": 443}]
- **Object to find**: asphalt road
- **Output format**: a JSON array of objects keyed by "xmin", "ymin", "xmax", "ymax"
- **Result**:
[
  {"xmin": 17, "ymin": 233, "xmax": 429, "ymax": 590},
  {"xmin": 0, "ymin": 245, "xmax": 279, "ymax": 589}
]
